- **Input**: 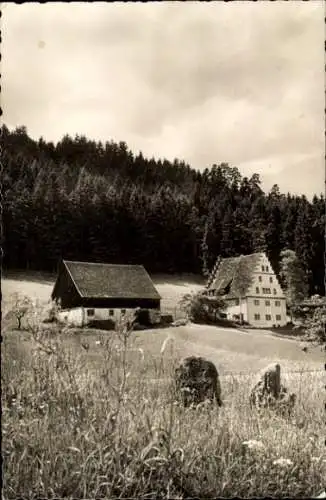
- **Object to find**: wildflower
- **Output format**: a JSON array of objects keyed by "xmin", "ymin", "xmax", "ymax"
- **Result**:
[
  {"xmin": 138, "ymin": 348, "xmax": 145, "ymax": 361},
  {"xmin": 242, "ymin": 439, "xmax": 265, "ymax": 451},
  {"xmin": 273, "ymin": 458, "xmax": 293, "ymax": 467}
]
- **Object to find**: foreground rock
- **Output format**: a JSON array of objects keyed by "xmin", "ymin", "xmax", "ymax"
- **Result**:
[
  {"xmin": 175, "ymin": 356, "xmax": 222, "ymax": 407},
  {"xmin": 249, "ymin": 362, "xmax": 296, "ymax": 416}
]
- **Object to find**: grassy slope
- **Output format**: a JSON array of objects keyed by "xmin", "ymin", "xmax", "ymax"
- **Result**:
[
  {"xmin": 2, "ymin": 324, "xmax": 325, "ymax": 498},
  {"xmin": 2, "ymin": 271, "xmax": 324, "ymax": 374}
]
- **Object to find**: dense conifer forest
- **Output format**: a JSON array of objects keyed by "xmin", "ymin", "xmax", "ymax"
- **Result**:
[{"xmin": 2, "ymin": 125, "xmax": 324, "ymax": 295}]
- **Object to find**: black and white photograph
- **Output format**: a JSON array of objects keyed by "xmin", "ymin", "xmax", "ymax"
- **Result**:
[{"xmin": 1, "ymin": 1, "xmax": 325, "ymax": 498}]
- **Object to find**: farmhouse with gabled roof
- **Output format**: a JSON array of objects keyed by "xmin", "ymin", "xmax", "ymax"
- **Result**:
[
  {"xmin": 51, "ymin": 260, "xmax": 161, "ymax": 327},
  {"xmin": 206, "ymin": 252, "xmax": 287, "ymax": 327}
]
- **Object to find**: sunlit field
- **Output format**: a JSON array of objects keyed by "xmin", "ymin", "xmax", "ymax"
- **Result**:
[{"xmin": 2, "ymin": 318, "xmax": 325, "ymax": 499}]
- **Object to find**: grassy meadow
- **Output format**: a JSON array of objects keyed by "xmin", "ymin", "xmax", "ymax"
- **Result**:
[
  {"xmin": 2, "ymin": 273, "xmax": 325, "ymax": 498},
  {"xmin": 2, "ymin": 323, "xmax": 325, "ymax": 499}
]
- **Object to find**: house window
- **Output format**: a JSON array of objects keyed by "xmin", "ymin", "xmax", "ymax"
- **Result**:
[
  {"xmin": 234, "ymin": 298, "xmax": 240, "ymax": 306},
  {"xmin": 261, "ymin": 266, "xmax": 265, "ymax": 271},
  {"xmin": 254, "ymin": 314, "xmax": 260, "ymax": 320},
  {"xmin": 269, "ymin": 277, "xmax": 273, "ymax": 283},
  {"xmin": 265, "ymin": 300, "xmax": 270, "ymax": 306},
  {"xmin": 275, "ymin": 301, "xmax": 281, "ymax": 307},
  {"xmin": 254, "ymin": 299, "xmax": 260, "ymax": 306},
  {"xmin": 273, "ymin": 288, "xmax": 277, "ymax": 295},
  {"xmin": 258, "ymin": 276, "xmax": 262, "ymax": 282},
  {"xmin": 87, "ymin": 309, "xmax": 95, "ymax": 317},
  {"xmin": 121, "ymin": 309, "xmax": 126, "ymax": 315},
  {"xmin": 266, "ymin": 314, "xmax": 272, "ymax": 320},
  {"xmin": 109, "ymin": 309, "xmax": 114, "ymax": 316},
  {"xmin": 256, "ymin": 287, "xmax": 260, "ymax": 294},
  {"xmin": 263, "ymin": 288, "xmax": 271, "ymax": 294},
  {"xmin": 276, "ymin": 314, "xmax": 281, "ymax": 321}
]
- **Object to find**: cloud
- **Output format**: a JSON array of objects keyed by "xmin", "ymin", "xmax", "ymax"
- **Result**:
[{"xmin": 2, "ymin": 1, "xmax": 324, "ymax": 197}]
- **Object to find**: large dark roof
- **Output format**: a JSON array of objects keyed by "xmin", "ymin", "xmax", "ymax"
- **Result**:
[
  {"xmin": 62, "ymin": 261, "xmax": 161, "ymax": 300},
  {"xmin": 208, "ymin": 253, "xmax": 263, "ymax": 298}
]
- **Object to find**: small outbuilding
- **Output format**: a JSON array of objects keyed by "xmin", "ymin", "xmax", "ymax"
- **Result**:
[{"xmin": 51, "ymin": 260, "xmax": 161, "ymax": 327}]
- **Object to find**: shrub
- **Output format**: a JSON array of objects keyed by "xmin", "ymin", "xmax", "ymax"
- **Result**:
[
  {"xmin": 160, "ymin": 314, "xmax": 174, "ymax": 326},
  {"xmin": 136, "ymin": 308, "xmax": 151, "ymax": 326},
  {"xmin": 304, "ymin": 306, "xmax": 326, "ymax": 344},
  {"xmin": 42, "ymin": 301, "xmax": 60, "ymax": 323},
  {"xmin": 180, "ymin": 291, "xmax": 227, "ymax": 324}
]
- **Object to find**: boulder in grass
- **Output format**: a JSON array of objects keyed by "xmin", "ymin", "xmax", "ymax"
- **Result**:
[
  {"xmin": 175, "ymin": 356, "xmax": 222, "ymax": 408},
  {"xmin": 249, "ymin": 362, "xmax": 296, "ymax": 416}
]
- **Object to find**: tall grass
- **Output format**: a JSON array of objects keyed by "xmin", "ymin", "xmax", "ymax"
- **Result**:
[{"xmin": 2, "ymin": 319, "xmax": 325, "ymax": 499}]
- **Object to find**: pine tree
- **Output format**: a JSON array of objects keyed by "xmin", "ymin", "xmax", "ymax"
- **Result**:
[
  {"xmin": 2, "ymin": 123, "xmax": 324, "ymax": 293},
  {"xmin": 280, "ymin": 249, "xmax": 309, "ymax": 312}
]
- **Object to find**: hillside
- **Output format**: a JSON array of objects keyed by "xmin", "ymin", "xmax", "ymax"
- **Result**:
[
  {"xmin": 2, "ymin": 125, "xmax": 324, "ymax": 295},
  {"xmin": 1, "ymin": 271, "xmax": 205, "ymax": 317}
]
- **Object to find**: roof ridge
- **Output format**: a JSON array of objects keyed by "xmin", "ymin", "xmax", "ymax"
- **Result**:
[
  {"xmin": 60, "ymin": 260, "xmax": 161, "ymax": 300},
  {"xmin": 62, "ymin": 261, "xmax": 83, "ymax": 297},
  {"xmin": 207, "ymin": 252, "xmax": 263, "ymax": 297},
  {"xmin": 64, "ymin": 260, "xmax": 145, "ymax": 268},
  {"xmin": 221, "ymin": 252, "xmax": 265, "ymax": 261}
]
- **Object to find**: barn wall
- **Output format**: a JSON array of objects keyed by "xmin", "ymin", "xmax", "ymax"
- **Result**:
[
  {"xmin": 57, "ymin": 307, "xmax": 84, "ymax": 327},
  {"xmin": 84, "ymin": 307, "xmax": 133, "ymax": 322},
  {"xmin": 59, "ymin": 307, "xmax": 161, "ymax": 326},
  {"xmin": 81, "ymin": 298, "xmax": 161, "ymax": 310},
  {"xmin": 84, "ymin": 307, "xmax": 161, "ymax": 324}
]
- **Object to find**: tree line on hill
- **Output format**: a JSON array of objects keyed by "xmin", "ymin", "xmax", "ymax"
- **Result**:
[{"xmin": 2, "ymin": 125, "xmax": 324, "ymax": 296}]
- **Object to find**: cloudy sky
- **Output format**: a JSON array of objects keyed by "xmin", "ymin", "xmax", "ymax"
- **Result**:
[{"xmin": 2, "ymin": 1, "xmax": 325, "ymax": 197}]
